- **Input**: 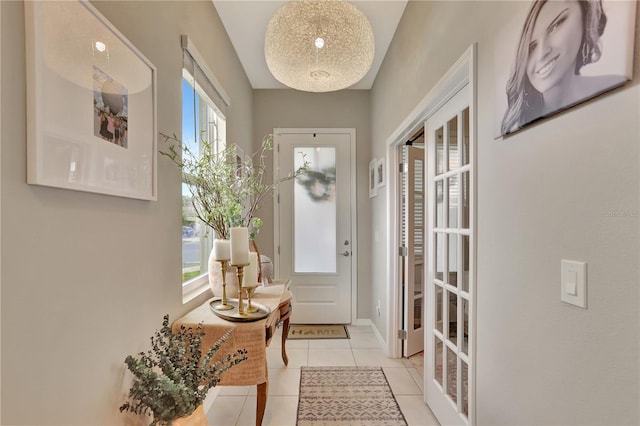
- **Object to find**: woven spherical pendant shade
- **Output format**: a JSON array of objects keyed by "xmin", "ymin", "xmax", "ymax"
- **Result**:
[{"xmin": 265, "ymin": 0, "xmax": 374, "ymax": 92}]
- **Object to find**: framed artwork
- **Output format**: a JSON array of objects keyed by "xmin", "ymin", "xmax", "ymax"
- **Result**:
[
  {"xmin": 376, "ymin": 158, "xmax": 385, "ymax": 189},
  {"xmin": 232, "ymin": 144, "xmax": 246, "ymax": 177},
  {"xmin": 25, "ymin": 0, "xmax": 157, "ymax": 200},
  {"xmin": 494, "ymin": 0, "xmax": 637, "ymax": 137},
  {"xmin": 369, "ymin": 159, "xmax": 377, "ymax": 198}
]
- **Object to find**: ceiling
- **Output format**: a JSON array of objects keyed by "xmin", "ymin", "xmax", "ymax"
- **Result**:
[{"xmin": 212, "ymin": 1, "xmax": 408, "ymax": 90}]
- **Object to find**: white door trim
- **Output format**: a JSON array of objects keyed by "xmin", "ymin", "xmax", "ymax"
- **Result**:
[
  {"xmin": 273, "ymin": 128, "xmax": 358, "ymax": 325},
  {"xmin": 385, "ymin": 43, "xmax": 477, "ymax": 418}
]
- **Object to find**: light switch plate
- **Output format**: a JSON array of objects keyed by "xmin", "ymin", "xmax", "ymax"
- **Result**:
[{"xmin": 561, "ymin": 260, "xmax": 587, "ymax": 308}]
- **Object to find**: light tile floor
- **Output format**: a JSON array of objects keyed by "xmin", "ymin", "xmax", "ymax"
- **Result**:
[{"xmin": 207, "ymin": 324, "xmax": 440, "ymax": 426}]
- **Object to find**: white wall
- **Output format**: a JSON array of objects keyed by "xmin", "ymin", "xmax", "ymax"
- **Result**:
[
  {"xmin": 372, "ymin": 1, "xmax": 639, "ymax": 424},
  {"xmin": 252, "ymin": 89, "xmax": 372, "ymax": 319},
  {"xmin": 0, "ymin": 1, "xmax": 253, "ymax": 424}
]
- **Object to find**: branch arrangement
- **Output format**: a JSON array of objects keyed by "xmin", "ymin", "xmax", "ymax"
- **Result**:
[{"xmin": 161, "ymin": 133, "xmax": 308, "ymax": 240}]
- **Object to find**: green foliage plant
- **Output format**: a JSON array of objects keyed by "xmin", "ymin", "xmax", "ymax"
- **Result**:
[
  {"xmin": 119, "ymin": 314, "xmax": 247, "ymax": 425},
  {"xmin": 161, "ymin": 133, "xmax": 308, "ymax": 240}
]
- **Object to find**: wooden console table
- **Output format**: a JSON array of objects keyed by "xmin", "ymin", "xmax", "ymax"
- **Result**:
[{"xmin": 173, "ymin": 280, "xmax": 292, "ymax": 426}]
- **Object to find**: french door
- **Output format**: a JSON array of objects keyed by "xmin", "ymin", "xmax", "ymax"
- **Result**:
[
  {"xmin": 274, "ymin": 129, "xmax": 355, "ymax": 324},
  {"xmin": 425, "ymin": 86, "xmax": 474, "ymax": 425}
]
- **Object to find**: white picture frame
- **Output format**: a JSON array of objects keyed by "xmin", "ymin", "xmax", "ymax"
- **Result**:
[
  {"xmin": 25, "ymin": 0, "xmax": 157, "ymax": 200},
  {"xmin": 369, "ymin": 159, "xmax": 377, "ymax": 198},
  {"xmin": 376, "ymin": 158, "xmax": 385, "ymax": 189}
]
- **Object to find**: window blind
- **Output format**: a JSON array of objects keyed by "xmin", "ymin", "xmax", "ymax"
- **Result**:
[{"xmin": 181, "ymin": 36, "xmax": 229, "ymax": 116}]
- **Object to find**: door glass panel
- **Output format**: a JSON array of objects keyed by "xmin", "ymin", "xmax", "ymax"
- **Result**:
[
  {"xmin": 435, "ymin": 337, "xmax": 443, "ymax": 386},
  {"xmin": 435, "ymin": 284, "xmax": 443, "ymax": 333},
  {"xmin": 448, "ymin": 175, "xmax": 458, "ymax": 228},
  {"xmin": 461, "ymin": 107, "xmax": 469, "ymax": 166},
  {"xmin": 448, "ymin": 116, "xmax": 458, "ymax": 171},
  {"xmin": 294, "ymin": 146, "xmax": 336, "ymax": 273},
  {"xmin": 436, "ymin": 180, "xmax": 444, "ymax": 228},
  {"xmin": 462, "ymin": 235, "xmax": 470, "ymax": 292},
  {"xmin": 462, "ymin": 297, "xmax": 469, "ymax": 355},
  {"xmin": 413, "ymin": 297, "xmax": 422, "ymax": 330},
  {"xmin": 448, "ymin": 291, "xmax": 457, "ymax": 344},
  {"xmin": 448, "ymin": 234, "xmax": 458, "ymax": 287},
  {"xmin": 447, "ymin": 347, "xmax": 457, "ymax": 403},
  {"xmin": 461, "ymin": 171, "xmax": 470, "ymax": 229},
  {"xmin": 414, "ymin": 263, "xmax": 423, "ymax": 295},
  {"xmin": 436, "ymin": 127, "xmax": 444, "ymax": 175},
  {"xmin": 462, "ymin": 360, "xmax": 469, "ymax": 416},
  {"xmin": 435, "ymin": 233, "xmax": 444, "ymax": 281}
]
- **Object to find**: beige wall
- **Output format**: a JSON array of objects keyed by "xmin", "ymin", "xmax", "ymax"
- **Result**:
[
  {"xmin": 252, "ymin": 89, "xmax": 372, "ymax": 319},
  {"xmin": 0, "ymin": 1, "xmax": 253, "ymax": 424},
  {"xmin": 3, "ymin": 0, "xmax": 639, "ymax": 424},
  {"xmin": 372, "ymin": 1, "xmax": 639, "ymax": 424}
]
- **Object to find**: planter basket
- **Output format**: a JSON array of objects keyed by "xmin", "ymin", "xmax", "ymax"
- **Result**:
[{"xmin": 171, "ymin": 404, "xmax": 207, "ymax": 426}]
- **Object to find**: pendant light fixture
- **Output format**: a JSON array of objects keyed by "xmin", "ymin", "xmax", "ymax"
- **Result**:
[{"xmin": 264, "ymin": 0, "xmax": 374, "ymax": 92}]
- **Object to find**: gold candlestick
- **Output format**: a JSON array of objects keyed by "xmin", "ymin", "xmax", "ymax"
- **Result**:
[
  {"xmin": 232, "ymin": 263, "xmax": 249, "ymax": 316},
  {"xmin": 244, "ymin": 286, "xmax": 259, "ymax": 313},
  {"xmin": 213, "ymin": 260, "xmax": 233, "ymax": 311}
]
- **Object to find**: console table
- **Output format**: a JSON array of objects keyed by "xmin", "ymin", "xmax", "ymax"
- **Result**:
[{"xmin": 172, "ymin": 280, "xmax": 291, "ymax": 426}]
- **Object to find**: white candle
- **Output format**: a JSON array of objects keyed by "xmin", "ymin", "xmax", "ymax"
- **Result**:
[
  {"xmin": 244, "ymin": 252, "xmax": 259, "ymax": 287},
  {"xmin": 213, "ymin": 239, "xmax": 230, "ymax": 261},
  {"xmin": 230, "ymin": 227, "xmax": 249, "ymax": 265}
]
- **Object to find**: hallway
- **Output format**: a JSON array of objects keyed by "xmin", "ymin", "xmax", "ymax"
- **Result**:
[{"xmin": 207, "ymin": 324, "xmax": 439, "ymax": 425}]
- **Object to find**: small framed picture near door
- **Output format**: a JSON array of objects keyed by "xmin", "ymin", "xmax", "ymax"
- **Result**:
[
  {"xmin": 494, "ymin": 0, "xmax": 637, "ymax": 137},
  {"xmin": 376, "ymin": 158, "xmax": 385, "ymax": 189},
  {"xmin": 369, "ymin": 159, "xmax": 377, "ymax": 198}
]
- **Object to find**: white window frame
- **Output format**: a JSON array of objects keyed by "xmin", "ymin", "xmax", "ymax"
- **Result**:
[{"xmin": 181, "ymin": 37, "xmax": 229, "ymax": 302}]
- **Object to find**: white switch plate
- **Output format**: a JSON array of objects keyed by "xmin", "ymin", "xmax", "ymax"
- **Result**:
[{"xmin": 561, "ymin": 260, "xmax": 587, "ymax": 308}]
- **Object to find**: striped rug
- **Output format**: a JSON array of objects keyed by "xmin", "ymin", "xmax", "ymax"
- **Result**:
[{"xmin": 297, "ymin": 366, "xmax": 407, "ymax": 425}]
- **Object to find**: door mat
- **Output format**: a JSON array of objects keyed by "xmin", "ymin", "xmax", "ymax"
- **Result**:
[{"xmin": 287, "ymin": 324, "xmax": 350, "ymax": 340}]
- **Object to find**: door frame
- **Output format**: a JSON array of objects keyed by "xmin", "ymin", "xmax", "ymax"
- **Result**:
[
  {"xmin": 273, "ymin": 128, "xmax": 358, "ymax": 325},
  {"xmin": 385, "ymin": 44, "xmax": 477, "ymax": 419}
]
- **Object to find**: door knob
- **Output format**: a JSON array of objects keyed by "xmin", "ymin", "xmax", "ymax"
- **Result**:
[{"xmin": 341, "ymin": 251, "xmax": 350, "ymax": 257}]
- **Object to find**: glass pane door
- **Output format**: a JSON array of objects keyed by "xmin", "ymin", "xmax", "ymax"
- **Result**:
[{"xmin": 426, "ymin": 86, "xmax": 473, "ymax": 426}]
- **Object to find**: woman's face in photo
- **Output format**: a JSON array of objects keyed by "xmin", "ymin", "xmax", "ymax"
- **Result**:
[{"xmin": 526, "ymin": 0, "xmax": 584, "ymax": 94}]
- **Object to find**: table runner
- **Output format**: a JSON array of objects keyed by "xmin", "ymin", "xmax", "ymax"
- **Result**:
[{"xmin": 172, "ymin": 281, "xmax": 287, "ymax": 386}]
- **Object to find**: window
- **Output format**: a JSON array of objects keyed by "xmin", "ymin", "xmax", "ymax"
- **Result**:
[{"xmin": 181, "ymin": 36, "xmax": 230, "ymax": 298}]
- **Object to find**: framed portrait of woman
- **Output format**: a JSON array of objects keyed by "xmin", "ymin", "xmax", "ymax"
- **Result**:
[{"xmin": 494, "ymin": 0, "xmax": 637, "ymax": 137}]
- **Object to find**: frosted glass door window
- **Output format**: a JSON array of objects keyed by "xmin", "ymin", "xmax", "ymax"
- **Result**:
[{"xmin": 294, "ymin": 146, "xmax": 337, "ymax": 273}]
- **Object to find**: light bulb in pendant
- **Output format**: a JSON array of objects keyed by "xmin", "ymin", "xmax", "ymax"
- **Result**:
[{"xmin": 314, "ymin": 37, "xmax": 325, "ymax": 49}]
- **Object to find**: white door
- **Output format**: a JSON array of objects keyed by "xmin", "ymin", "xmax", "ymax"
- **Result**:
[
  {"xmin": 275, "ymin": 129, "xmax": 354, "ymax": 324},
  {"xmin": 403, "ymin": 144, "xmax": 426, "ymax": 356},
  {"xmin": 425, "ymin": 86, "xmax": 474, "ymax": 425}
]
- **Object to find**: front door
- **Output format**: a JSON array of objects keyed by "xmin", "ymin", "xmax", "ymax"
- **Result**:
[{"xmin": 275, "ymin": 129, "xmax": 354, "ymax": 324}]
